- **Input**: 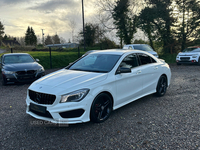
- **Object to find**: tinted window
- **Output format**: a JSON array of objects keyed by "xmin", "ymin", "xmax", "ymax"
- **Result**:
[
  {"xmin": 69, "ymin": 54, "xmax": 121, "ymax": 73},
  {"xmin": 133, "ymin": 45, "xmax": 154, "ymax": 51},
  {"xmin": 137, "ymin": 53, "xmax": 156, "ymax": 65},
  {"xmin": 183, "ymin": 47, "xmax": 198, "ymax": 52},
  {"xmin": 119, "ymin": 54, "xmax": 139, "ymax": 69},
  {"xmin": 3, "ymin": 55, "xmax": 35, "ymax": 64}
]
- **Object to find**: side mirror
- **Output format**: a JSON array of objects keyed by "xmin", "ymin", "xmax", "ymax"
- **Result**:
[
  {"xmin": 116, "ymin": 67, "xmax": 131, "ymax": 74},
  {"xmin": 35, "ymin": 59, "xmax": 40, "ymax": 62}
]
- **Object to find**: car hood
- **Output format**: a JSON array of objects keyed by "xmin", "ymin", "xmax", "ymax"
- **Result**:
[
  {"xmin": 3, "ymin": 62, "xmax": 42, "ymax": 71},
  {"xmin": 29, "ymin": 69, "xmax": 107, "ymax": 95},
  {"xmin": 178, "ymin": 52, "xmax": 199, "ymax": 55}
]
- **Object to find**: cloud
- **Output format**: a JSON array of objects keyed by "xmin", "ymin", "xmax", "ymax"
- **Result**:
[
  {"xmin": 29, "ymin": 0, "xmax": 81, "ymax": 12},
  {"xmin": 0, "ymin": 0, "xmax": 32, "ymax": 5}
]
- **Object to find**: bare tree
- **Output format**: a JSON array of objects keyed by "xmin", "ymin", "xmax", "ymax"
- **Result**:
[
  {"xmin": 60, "ymin": 37, "xmax": 66, "ymax": 44},
  {"xmin": 16, "ymin": 37, "xmax": 25, "ymax": 46},
  {"xmin": 69, "ymin": 20, "xmax": 77, "ymax": 43},
  {"xmin": 95, "ymin": 0, "xmax": 144, "ymax": 46}
]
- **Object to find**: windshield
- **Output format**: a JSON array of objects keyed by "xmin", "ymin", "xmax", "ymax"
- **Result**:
[
  {"xmin": 133, "ymin": 45, "xmax": 154, "ymax": 51},
  {"xmin": 3, "ymin": 55, "xmax": 35, "ymax": 64},
  {"xmin": 68, "ymin": 54, "xmax": 121, "ymax": 73},
  {"xmin": 182, "ymin": 47, "xmax": 200, "ymax": 52}
]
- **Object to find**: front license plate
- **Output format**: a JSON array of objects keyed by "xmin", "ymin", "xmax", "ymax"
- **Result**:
[{"xmin": 30, "ymin": 103, "xmax": 46, "ymax": 114}]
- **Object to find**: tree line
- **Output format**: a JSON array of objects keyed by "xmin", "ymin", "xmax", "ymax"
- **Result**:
[
  {"xmin": 97, "ymin": 0, "xmax": 200, "ymax": 53},
  {"xmin": 1, "ymin": 0, "xmax": 200, "ymax": 53}
]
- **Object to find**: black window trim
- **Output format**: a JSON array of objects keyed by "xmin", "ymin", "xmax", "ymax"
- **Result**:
[{"xmin": 136, "ymin": 53, "xmax": 157, "ymax": 66}]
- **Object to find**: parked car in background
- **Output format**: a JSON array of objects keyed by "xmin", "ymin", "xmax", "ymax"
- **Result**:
[
  {"xmin": 0, "ymin": 53, "xmax": 45, "ymax": 85},
  {"xmin": 176, "ymin": 46, "xmax": 200, "ymax": 65},
  {"xmin": 26, "ymin": 49, "xmax": 171, "ymax": 124},
  {"xmin": 123, "ymin": 44, "xmax": 159, "ymax": 58}
]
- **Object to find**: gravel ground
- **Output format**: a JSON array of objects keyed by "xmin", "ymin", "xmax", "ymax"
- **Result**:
[{"xmin": 1, "ymin": 64, "xmax": 200, "ymax": 150}]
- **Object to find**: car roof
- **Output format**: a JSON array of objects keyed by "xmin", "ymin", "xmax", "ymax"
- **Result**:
[
  {"xmin": 187, "ymin": 46, "xmax": 200, "ymax": 48},
  {"xmin": 88, "ymin": 49, "xmax": 151, "ymax": 55},
  {"xmin": 124, "ymin": 44, "xmax": 147, "ymax": 46},
  {"xmin": 3, "ymin": 53, "xmax": 30, "ymax": 56}
]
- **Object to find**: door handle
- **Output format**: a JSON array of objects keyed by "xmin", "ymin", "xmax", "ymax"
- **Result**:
[{"xmin": 136, "ymin": 70, "xmax": 141, "ymax": 74}]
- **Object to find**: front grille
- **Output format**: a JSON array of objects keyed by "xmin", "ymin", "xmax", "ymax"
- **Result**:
[
  {"xmin": 16, "ymin": 70, "xmax": 36, "ymax": 75},
  {"xmin": 16, "ymin": 70, "xmax": 37, "ymax": 82},
  {"xmin": 180, "ymin": 57, "xmax": 190, "ymax": 61},
  {"xmin": 29, "ymin": 90, "xmax": 56, "ymax": 105}
]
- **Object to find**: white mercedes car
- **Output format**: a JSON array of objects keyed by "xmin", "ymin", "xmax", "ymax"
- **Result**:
[
  {"xmin": 176, "ymin": 46, "xmax": 200, "ymax": 65},
  {"xmin": 26, "ymin": 50, "xmax": 171, "ymax": 124}
]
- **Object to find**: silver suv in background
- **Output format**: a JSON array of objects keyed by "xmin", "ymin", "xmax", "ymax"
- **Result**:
[
  {"xmin": 176, "ymin": 46, "xmax": 200, "ymax": 65},
  {"xmin": 123, "ymin": 44, "xmax": 159, "ymax": 58}
]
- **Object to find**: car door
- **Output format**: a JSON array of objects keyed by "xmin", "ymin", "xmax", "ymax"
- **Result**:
[
  {"xmin": 137, "ymin": 53, "xmax": 161, "ymax": 95},
  {"xmin": 114, "ymin": 53, "xmax": 144, "ymax": 107}
]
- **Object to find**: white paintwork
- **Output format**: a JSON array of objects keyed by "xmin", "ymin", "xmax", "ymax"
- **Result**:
[{"xmin": 26, "ymin": 49, "xmax": 171, "ymax": 124}]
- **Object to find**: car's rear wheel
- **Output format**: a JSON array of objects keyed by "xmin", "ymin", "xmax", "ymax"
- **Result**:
[
  {"xmin": 90, "ymin": 93, "xmax": 112, "ymax": 123},
  {"xmin": 156, "ymin": 75, "xmax": 167, "ymax": 97}
]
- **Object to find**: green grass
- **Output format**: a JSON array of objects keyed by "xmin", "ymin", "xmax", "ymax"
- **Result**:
[
  {"xmin": 0, "ymin": 49, "xmax": 178, "ymax": 70},
  {"xmin": 159, "ymin": 53, "xmax": 177, "ymax": 64},
  {"xmin": 28, "ymin": 51, "xmax": 85, "ymax": 69},
  {"xmin": 0, "ymin": 51, "xmax": 85, "ymax": 69}
]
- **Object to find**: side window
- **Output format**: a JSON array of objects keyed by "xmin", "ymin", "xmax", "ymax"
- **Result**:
[
  {"xmin": 137, "ymin": 53, "xmax": 156, "ymax": 65},
  {"xmin": 119, "ymin": 54, "xmax": 139, "ymax": 69}
]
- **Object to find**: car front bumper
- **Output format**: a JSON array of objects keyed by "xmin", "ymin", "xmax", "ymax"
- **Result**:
[
  {"xmin": 26, "ymin": 94, "xmax": 92, "ymax": 124},
  {"xmin": 176, "ymin": 56, "xmax": 199, "ymax": 64},
  {"xmin": 2, "ymin": 72, "xmax": 45, "ymax": 83}
]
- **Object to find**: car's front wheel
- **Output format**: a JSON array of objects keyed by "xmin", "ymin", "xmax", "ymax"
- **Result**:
[
  {"xmin": 90, "ymin": 93, "xmax": 112, "ymax": 123},
  {"xmin": 156, "ymin": 75, "xmax": 167, "ymax": 97},
  {"xmin": 2, "ymin": 76, "xmax": 7, "ymax": 86}
]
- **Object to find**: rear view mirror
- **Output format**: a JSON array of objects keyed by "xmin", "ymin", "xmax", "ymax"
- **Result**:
[{"xmin": 116, "ymin": 67, "xmax": 131, "ymax": 74}]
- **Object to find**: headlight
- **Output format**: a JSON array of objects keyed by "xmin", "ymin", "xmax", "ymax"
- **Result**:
[
  {"xmin": 2, "ymin": 70, "xmax": 15, "ymax": 74},
  {"xmin": 37, "ymin": 67, "xmax": 44, "ymax": 72},
  {"xmin": 60, "ymin": 89, "xmax": 90, "ymax": 103},
  {"xmin": 192, "ymin": 55, "xmax": 198, "ymax": 58}
]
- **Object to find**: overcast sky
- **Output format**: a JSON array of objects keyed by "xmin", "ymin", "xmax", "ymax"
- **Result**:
[{"xmin": 0, "ymin": 0, "xmax": 99, "ymax": 43}]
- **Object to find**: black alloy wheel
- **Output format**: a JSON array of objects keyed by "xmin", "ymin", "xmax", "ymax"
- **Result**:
[
  {"xmin": 156, "ymin": 75, "xmax": 167, "ymax": 97},
  {"xmin": 90, "ymin": 93, "xmax": 112, "ymax": 123}
]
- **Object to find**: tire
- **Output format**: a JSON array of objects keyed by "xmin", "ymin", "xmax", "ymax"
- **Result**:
[
  {"xmin": 90, "ymin": 93, "xmax": 112, "ymax": 123},
  {"xmin": 156, "ymin": 75, "xmax": 167, "ymax": 97},
  {"xmin": 198, "ymin": 58, "xmax": 200, "ymax": 66},
  {"xmin": 2, "ymin": 76, "xmax": 7, "ymax": 86}
]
